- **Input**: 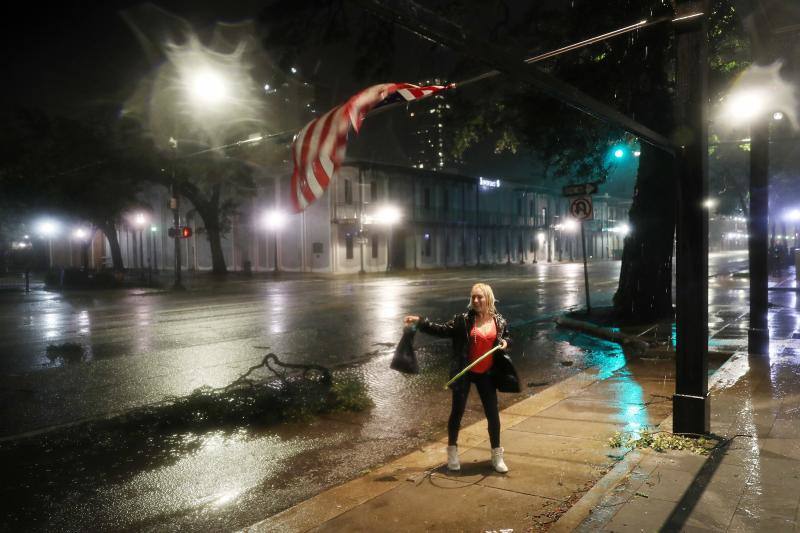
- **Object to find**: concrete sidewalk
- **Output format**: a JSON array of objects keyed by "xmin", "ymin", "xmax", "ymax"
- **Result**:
[
  {"xmin": 246, "ymin": 272, "xmax": 800, "ymax": 533},
  {"xmin": 246, "ymin": 353, "xmax": 681, "ymax": 532}
]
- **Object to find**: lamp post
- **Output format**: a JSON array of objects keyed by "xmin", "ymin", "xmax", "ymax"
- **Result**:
[
  {"xmin": 72, "ymin": 228, "xmax": 90, "ymax": 269},
  {"xmin": 150, "ymin": 225, "xmax": 158, "ymax": 284},
  {"xmin": 263, "ymin": 209, "xmax": 286, "ymax": 273},
  {"xmin": 36, "ymin": 219, "xmax": 59, "ymax": 270},
  {"xmin": 373, "ymin": 205, "xmax": 402, "ymax": 272},
  {"xmin": 134, "ymin": 213, "xmax": 147, "ymax": 279}
]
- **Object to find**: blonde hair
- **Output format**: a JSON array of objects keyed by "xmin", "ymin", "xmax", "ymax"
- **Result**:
[{"xmin": 469, "ymin": 283, "xmax": 497, "ymax": 315}]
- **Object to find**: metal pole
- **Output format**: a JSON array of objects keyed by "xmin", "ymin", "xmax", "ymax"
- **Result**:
[
  {"xmin": 673, "ymin": 0, "xmax": 710, "ymax": 435},
  {"xmin": 139, "ymin": 229, "xmax": 145, "ymax": 280},
  {"xmin": 581, "ymin": 221, "xmax": 591, "ymax": 312},
  {"xmin": 170, "ymin": 139, "xmax": 184, "ymax": 290},
  {"xmin": 748, "ymin": 116, "xmax": 770, "ymax": 355},
  {"xmin": 274, "ymin": 230, "xmax": 279, "ymax": 273}
]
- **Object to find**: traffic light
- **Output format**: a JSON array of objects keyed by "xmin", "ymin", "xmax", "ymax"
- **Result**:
[{"xmin": 168, "ymin": 226, "xmax": 192, "ymax": 238}]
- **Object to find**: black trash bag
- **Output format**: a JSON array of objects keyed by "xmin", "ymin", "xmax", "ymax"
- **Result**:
[{"xmin": 390, "ymin": 326, "xmax": 419, "ymax": 374}]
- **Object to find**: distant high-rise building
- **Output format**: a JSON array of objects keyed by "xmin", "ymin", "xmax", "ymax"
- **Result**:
[{"xmin": 406, "ymin": 79, "xmax": 460, "ymax": 171}]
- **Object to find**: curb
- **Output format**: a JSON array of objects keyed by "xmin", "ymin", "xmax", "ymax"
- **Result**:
[
  {"xmin": 548, "ymin": 350, "xmax": 746, "ymax": 532},
  {"xmin": 242, "ymin": 369, "xmax": 603, "ymax": 532},
  {"xmin": 554, "ymin": 316, "xmax": 651, "ymax": 354}
]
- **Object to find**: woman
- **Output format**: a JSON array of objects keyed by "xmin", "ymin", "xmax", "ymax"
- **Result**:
[{"xmin": 404, "ymin": 283, "xmax": 519, "ymax": 473}]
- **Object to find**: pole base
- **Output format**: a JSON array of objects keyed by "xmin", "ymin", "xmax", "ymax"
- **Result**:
[
  {"xmin": 673, "ymin": 393, "xmax": 710, "ymax": 435},
  {"xmin": 748, "ymin": 327, "xmax": 769, "ymax": 356}
]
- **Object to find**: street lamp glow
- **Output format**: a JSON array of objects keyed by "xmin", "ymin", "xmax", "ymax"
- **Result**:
[
  {"xmin": 563, "ymin": 219, "xmax": 579, "ymax": 232},
  {"xmin": 36, "ymin": 219, "xmax": 59, "ymax": 237},
  {"xmin": 703, "ymin": 198, "xmax": 717, "ymax": 209},
  {"xmin": 537, "ymin": 232, "xmax": 546, "ymax": 243},
  {"xmin": 611, "ymin": 223, "xmax": 630, "ymax": 236},
  {"xmin": 723, "ymin": 89, "xmax": 766, "ymax": 124},
  {"xmin": 72, "ymin": 228, "xmax": 88, "ymax": 240},
  {"xmin": 633, "ymin": 150, "xmax": 641, "ymax": 157},
  {"xmin": 614, "ymin": 148, "xmax": 624, "ymax": 158},
  {"xmin": 372, "ymin": 205, "xmax": 402, "ymax": 226},
  {"xmin": 786, "ymin": 209, "xmax": 800, "ymax": 222},
  {"xmin": 263, "ymin": 210, "xmax": 287, "ymax": 230},
  {"xmin": 134, "ymin": 213, "xmax": 147, "ymax": 227},
  {"xmin": 773, "ymin": 111, "xmax": 784, "ymax": 121},
  {"xmin": 189, "ymin": 70, "xmax": 228, "ymax": 104}
]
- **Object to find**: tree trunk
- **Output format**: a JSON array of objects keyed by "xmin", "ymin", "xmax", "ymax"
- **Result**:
[
  {"xmin": 179, "ymin": 182, "xmax": 228, "ymax": 275},
  {"xmin": 205, "ymin": 223, "xmax": 228, "ymax": 275},
  {"xmin": 613, "ymin": 143, "xmax": 676, "ymax": 320},
  {"xmin": 98, "ymin": 220, "xmax": 124, "ymax": 272}
]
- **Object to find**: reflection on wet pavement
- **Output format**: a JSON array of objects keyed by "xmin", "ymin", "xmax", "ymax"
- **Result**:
[{"xmin": 2, "ymin": 253, "xmax": 775, "ymax": 531}]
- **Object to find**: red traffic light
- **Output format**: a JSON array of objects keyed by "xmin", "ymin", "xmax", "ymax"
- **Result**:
[{"xmin": 181, "ymin": 226, "xmax": 192, "ymax": 239}]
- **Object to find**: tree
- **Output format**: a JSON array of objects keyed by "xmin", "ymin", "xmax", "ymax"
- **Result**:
[
  {"xmin": 260, "ymin": 0, "xmax": 755, "ymax": 320},
  {"xmin": 148, "ymin": 150, "xmax": 255, "ymax": 274},
  {"xmin": 0, "ymin": 107, "xmax": 155, "ymax": 271}
]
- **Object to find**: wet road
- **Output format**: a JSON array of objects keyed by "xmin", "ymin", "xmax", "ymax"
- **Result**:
[{"xmin": 0, "ymin": 252, "xmax": 752, "ymax": 531}]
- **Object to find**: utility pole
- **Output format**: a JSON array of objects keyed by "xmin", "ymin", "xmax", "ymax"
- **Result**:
[
  {"xmin": 673, "ymin": 0, "xmax": 710, "ymax": 435},
  {"xmin": 748, "ymin": 116, "xmax": 770, "ymax": 355},
  {"xmin": 170, "ymin": 137, "xmax": 184, "ymax": 290}
]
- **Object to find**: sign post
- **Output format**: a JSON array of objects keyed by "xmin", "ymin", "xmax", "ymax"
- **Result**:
[{"xmin": 568, "ymin": 194, "xmax": 594, "ymax": 312}]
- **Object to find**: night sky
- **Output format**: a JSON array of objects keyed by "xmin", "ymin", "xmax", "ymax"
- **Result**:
[{"xmin": 1, "ymin": 1, "xmax": 266, "ymax": 116}]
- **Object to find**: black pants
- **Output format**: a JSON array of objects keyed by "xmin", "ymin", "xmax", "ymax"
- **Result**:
[{"xmin": 448, "ymin": 372, "xmax": 500, "ymax": 449}]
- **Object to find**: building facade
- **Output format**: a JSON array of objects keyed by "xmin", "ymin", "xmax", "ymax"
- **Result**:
[{"xmin": 58, "ymin": 161, "xmax": 631, "ymax": 275}]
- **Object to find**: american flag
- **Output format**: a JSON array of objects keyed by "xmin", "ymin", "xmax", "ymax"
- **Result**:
[{"xmin": 290, "ymin": 82, "xmax": 449, "ymax": 212}]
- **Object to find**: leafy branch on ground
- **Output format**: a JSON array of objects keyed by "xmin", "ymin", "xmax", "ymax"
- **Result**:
[{"xmin": 609, "ymin": 430, "xmax": 720, "ymax": 455}]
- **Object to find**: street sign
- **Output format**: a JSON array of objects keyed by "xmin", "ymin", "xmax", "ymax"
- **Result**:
[
  {"xmin": 569, "ymin": 196, "xmax": 594, "ymax": 221},
  {"xmin": 562, "ymin": 182, "xmax": 598, "ymax": 197}
]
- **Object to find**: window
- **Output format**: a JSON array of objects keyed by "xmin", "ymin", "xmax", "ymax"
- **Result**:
[
  {"xmin": 345, "ymin": 233, "xmax": 354, "ymax": 259},
  {"xmin": 529, "ymin": 199, "xmax": 535, "ymax": 217},
  {"xmin": 423, "ymin": 233, "xmax": 432, "ymax": 257},
  {"xmin": 443, "ymin": 190, "xmax": 449, "ymax": 212},
  {"xmin": 370, "ymin": 181, "xmax": 378, "ymax": 202},
  {"xmin": 371, "ymin": 234, "xmax": 379, "ymax": 258},
  {"xmin": 345, "ymin": 179, "xmax": 353, "ymax": 204},
  {"xmin": 423, "ymin": 188, "xmax": 431, "ymax": 209}
]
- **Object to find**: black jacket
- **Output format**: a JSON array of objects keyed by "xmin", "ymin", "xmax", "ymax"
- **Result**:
[{"xmin": 418, "ymin": 310, "xmax": 520, "ymax": 393}]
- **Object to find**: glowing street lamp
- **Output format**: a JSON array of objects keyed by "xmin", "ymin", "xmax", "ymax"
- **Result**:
[
  {"xmin": 188, "ymin": 70, "xmax": 228, "ymax": 105},
  {"xmin": 263, "ymin": 210, "xmax": 286, "ymax": 273},
  {"xmin": 133, "ymin": 212, "xmax": 148, "ymax": 273},
  {"xmin": 36, "ymin": 219, "xmax": 60, "ymax": 269},
  {"xmin": 369, "ymin": 205, "xmax": 402, "ymax": 271},
  {"xmin": 563, "ymin": 218, "xmax": 580, "ymax": 233},
  {"xmin": 722, "ymin": 90, "xmax": 766, "ymax": 125}
]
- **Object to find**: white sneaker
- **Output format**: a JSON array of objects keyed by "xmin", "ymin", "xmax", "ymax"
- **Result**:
[
  {"xmin": 491, "ymin": 447, "xmax": 508, "ymax": 473},
  {"xmin": 447, "ymin": 445, "xmax": 461, "ymax": 471}
]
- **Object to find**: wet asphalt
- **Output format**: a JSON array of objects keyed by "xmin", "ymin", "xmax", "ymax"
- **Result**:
[{"xmin": 0, "ymin": 252, "xmax": 752, "ymax": 532}]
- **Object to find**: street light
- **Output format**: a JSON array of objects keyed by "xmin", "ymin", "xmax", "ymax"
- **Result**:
[
  {"xmin": 371, "ymin": 205, "xmax": 402, "ymax": 271},
  {"xmin": 133, "ymin": 212, "xmax": 148, "ymax": 278},
  {"xmin": 263, "ymin": 210, "xmax": 286, "ymax": 273},
  {"xmin": 72, "ymin": 227, "xmax": 91, "ymax": 269},
  {"xmin": 35, "ymin": 219, "xmax": 60, "ymax": 269}
]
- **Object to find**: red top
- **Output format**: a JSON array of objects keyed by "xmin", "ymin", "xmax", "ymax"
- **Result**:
[{"xmin": 468, "ymin": 319, "xmax": 497, "ymax": 374}]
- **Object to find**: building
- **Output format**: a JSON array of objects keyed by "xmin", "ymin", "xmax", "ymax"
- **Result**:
[{"xmin": 57, "ymin": 161, "xmax": 631, "ymax": 275}]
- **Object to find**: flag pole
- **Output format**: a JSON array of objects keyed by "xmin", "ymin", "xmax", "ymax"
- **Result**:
[{"xmin": 444, "ymin": 344, "xmax": 503, "ymax": 390}]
